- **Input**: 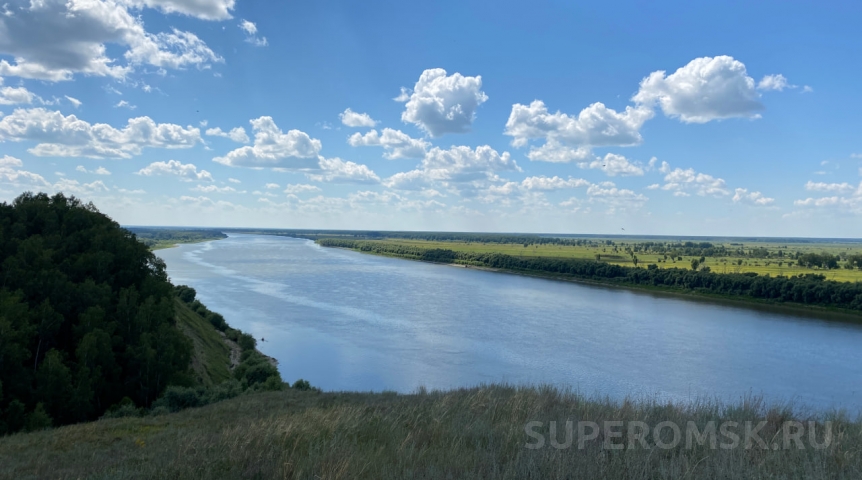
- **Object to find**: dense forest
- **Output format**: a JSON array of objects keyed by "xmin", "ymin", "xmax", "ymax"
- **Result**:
[
  {"xmin": 318, "ymin": 239, "xmax": 862, "ymax": 312},
  {"xmin": 0, "ymin": 193, "xmax": 282, "ymax": 435}
]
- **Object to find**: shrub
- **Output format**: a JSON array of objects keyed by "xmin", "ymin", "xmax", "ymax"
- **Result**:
[
  {"xmin": 151, "ymin": 386, "xmax": 204, "ymax": 413},
  {"xmin": 237, "ymin": 333, "xmax": 257, "ymax": 352},
  {"xmin": 24, "ymin": 403, "xmax": 52, "ymax": 432},
  {"xmin": 292, "ymin": 379, "xmax": 312, "ymax": 391}
]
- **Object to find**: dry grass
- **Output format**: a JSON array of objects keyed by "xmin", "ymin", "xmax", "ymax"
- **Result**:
[{"xmin": 1, "ymin": 385, "xmax": 860, "ymax": 479}]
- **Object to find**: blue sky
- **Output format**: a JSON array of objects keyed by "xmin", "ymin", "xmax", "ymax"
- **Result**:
[{"xmin": 1, "ymin": 0, "xmax": 861, "ymax": 236}]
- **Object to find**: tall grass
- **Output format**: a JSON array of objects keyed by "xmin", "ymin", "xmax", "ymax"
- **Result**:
[{"xmin": 1, "ymin": 385, "xmax": 859, "ymax": 479}]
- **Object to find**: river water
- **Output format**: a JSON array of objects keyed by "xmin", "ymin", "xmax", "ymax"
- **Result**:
[{"xmin": 156, "ymin": 234, "xmax": 862, "ymax": 411}]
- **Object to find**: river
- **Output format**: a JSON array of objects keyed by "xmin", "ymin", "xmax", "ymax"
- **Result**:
[{"xmin": 156, "ymin": 234, "xmax": 862, "ymax": 411}]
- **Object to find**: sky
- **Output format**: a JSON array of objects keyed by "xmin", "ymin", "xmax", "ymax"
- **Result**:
[{"xmin": 1, "ymin": 0, "xmax": 861, "ymax": 237}]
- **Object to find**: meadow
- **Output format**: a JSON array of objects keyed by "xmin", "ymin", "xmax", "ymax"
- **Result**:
[
  {"xmin": 1, "ymin": 385, "xmax": 858, "ymax": 479},
  {"xmin": 355, "ymin": 238, "xmax": 862, "ymax": 283}
]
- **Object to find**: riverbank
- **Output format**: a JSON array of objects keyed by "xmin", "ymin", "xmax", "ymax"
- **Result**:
[
  {"xmin": 320, "ymin": 241, "xmax": 862, "ymax": 322},
  {"xmin": 0, "ymin": 384, "xmax": 855, "ymax": 479}
]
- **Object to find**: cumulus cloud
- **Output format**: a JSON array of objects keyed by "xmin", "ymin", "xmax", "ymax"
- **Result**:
[
  {"xmin": 585, "ymin": 182, "xmax": 649, "ymax": 212},
  {"xmin": 206, "ymin": 126, "xmax": 250, "ymax": 143},
  {"xmin": 347, "ymin": 128, "xmax": 429, "ymax": 159},
  {"xmin": 265, "ymin": 183, "xmax": 279, "ymax": 189},
  {"xmin": 238, "ymin": 19, "xmax": 267, "ymax": 46},
  {"xmin": 632, "ymin": 56, "xmax": 766, "ymax": 123},
  {"xmin": 399, "ymin": 68, "xmax": 488, "ymax": 137},
  {"xmin": 115, "ymin": 100, "xmax": 136, "ymax": 110},
  {"xmin": 520, "ymin": 176, "xmax": 590, "ymax": 191},
  {"xmin": 339, "ymin": 108, "xmax": 377, "ymax": 128},
  {"xmin": 228, "ymin": 177, "xmax": 241, "ymax": 183},
  {"xmin": 578, "ymin": 153, "xmax": 645, "ymax": 177},
  {"xmin": 0, "ymin": 108, "xmax": 201, "ymax": 159},
  {"xmin": 213, "ymin": 116, "xmax": 321, "ymax": 168},
  {"xmin": 0, "ymin": 0, "xmax": 224, "ymax": 82},
  {"xmin": 284, "ymin": 183, "xmax": 321, "ymax": 194},
  {"xmin": 75, "ymin": 165, "xmax": 112, "ymax": 175},
  {"xmin": 804, "ymin": 180, "xmax": 856, "ymax": 194},
  {"xmin": 757, "ymin": 74, "xmax": 792, "ymax": 91},
  {"xmin": 732, "ymin": 188, "xmax": 775, "ymax": 206},
  {"xmin": 0, "ymin": 77, "xmax": 37, "ymax": 105},
  {"xmin": 126, "ymin": 0, "xmax": 236, "ymax": 21},
  {"xmin": 385, "ymin": 145, "xmax": 520, "ymax": 195},
  {"xmin": 136, "ymin": 159, "xmax": 213, "ymax": 181},
  {"xmin": 524, "ymin": 141, "xmax": 591, "ymax": 163},
  {"xmin": 506, "ymin": 100, "xmax": 652, "ymax": 149},
  {"xmin": 657, "ymin": 162, "xmax": 730, "ymax": 197},
  {"xmin": 190, "ymin": 184, "xmax": 239, "ymax": 193},
  {"xmin": 0, "ymin": 155, "xmax": 50, "ymax": 187},
  {"xmin": 307, "ymin": 157, "xmax": 380, "ymax": 184}
]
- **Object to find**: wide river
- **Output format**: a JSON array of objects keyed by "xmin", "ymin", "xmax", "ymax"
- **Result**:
[{"xmin": 157, "ymin": 234, "xmax": 862, "ymax": 411}]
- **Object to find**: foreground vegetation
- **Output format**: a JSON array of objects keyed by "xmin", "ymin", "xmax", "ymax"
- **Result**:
[
  {"xmin": 317, "ymin": 238, "xmax": 862, "ymax": 314},
  {"xmin": 0, "ymin": 385, "xmax": 858, "ymax": 479},
  {"xmin": 0, "ymin": 193, "xmax": 283, "ymax": 435}
]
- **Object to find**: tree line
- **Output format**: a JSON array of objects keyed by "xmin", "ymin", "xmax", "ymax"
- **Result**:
[{"xmin": 318, "ymin": 239, "xmax": 862, "ymax": 312}]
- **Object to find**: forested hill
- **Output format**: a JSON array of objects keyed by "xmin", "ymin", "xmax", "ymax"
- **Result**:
[{"xmin": 0, "ymin": 193, "xmax": 195, "ymax": 433}]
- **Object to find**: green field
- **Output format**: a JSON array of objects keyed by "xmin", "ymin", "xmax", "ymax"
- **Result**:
[{"xmin": 357, "ymin": 238, "xmax": 862, "ymax": 283}]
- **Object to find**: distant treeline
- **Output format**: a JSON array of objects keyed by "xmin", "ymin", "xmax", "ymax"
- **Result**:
[
  {"xmin": 127, "ymin": 228, "xmax": 227, "ymax": 248},
  {"xmin": 318, "ymin": 239, "xmax": 862, "ymax": 312}
]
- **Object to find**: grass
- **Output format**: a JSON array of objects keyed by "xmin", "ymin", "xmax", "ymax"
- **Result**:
[
  {"xmin": 175, "ymin": 298, "xmax": 233, "ymax": 386},
  {"xmin": 1, "ymin": 385, "xmax": 859, "ymax": 479},
  {"xmin": 366, "ymin": 238, "xmax": 862, "ymax": 282}
]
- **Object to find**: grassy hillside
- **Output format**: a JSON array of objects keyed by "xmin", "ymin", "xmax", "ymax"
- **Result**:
[
  {"xmin": 175, "ymin": 298, "xmax": 233, "ymax": 387},
  {"xmin": 0, "ymin": 385, "xmax": 858, "ymax": 479}
]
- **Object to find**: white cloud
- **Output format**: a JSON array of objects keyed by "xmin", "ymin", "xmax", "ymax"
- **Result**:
[
  {"xmin": 190, "ymin": 184, "xmax": 238, "ymax": 193},
  {"xmin": 577, "ymin": 153, "xmax": 645, "ymax": 177},
  {"xmin": 265, "ymin": 183, "xmax": 279, "ymax": 189},
  {"xmin": 115, "ymin": 100, "xmax": 136, "ymax": 110},
  {"xmin": 206, "ymin": 126, "xmax": 250, "ymax": 143},
  {"xmin": 238, "ymin": 19, "xmax": 267, "ymax": 46},
  {"xmin": 757, "ymin": 74, "xmax": 792, "ymax": 91},
  {"xmin": 732, "ymin": 188, "xmax": 775, "ymax": 206},
  {"xmin": 520, "ymin": 176, "xmax": 590, "ymax": 191},
  {"xmin": 347, "ymin": 128, "xmax": 429, "ymax": 159},
  {"xmin": 524, "ymin": 141, "xmax": 591, "ymax": 163},
  {"xmin": 213, "ymin": 116, "xmax": 321, "ymax": 168},
  {"xmin": 0, "ymin": 0, "xmax": 223, "ymax": 82},
  {"xmin": 632, "ymin": 55, "xmax": 765, "ymax": 123},
  {"xmin": 399, "ymin": 68, "xmax": 488, "ymax": 137},
  {"xmin": 585, "ymin": 182, "xmax": 649, "ymax": 212},
  {"xmin": 0, "ymin": 77, "xmax": 37, "ymax": 105},
  {"xmin": 228, "ymin": 177, "xmax": 241, "ymax": 183},
  {"xmin": 308, "ymin": 157, "xmax": 380, "ymax": 184},
  {"xmin": 125, "ymin": 0, "xmax": 236, "ymax": 20},
  {"xmin": 53, "ymin": 178, "xmax": 109, "ymax": 195},
  {"xmin": 136, "ymin": 159, "xmax": 213, "ymax": 181},
  {"xmin": 339, "ymin": 108, "xmax": 377, "ymax": 128},
  {"xmin": 659, "ymin": 164, "xmax": 730, "ymax": 197},
  {"xmin": 0, "ymin": 155, "xmax": 50, "ymax": 187},
  {"xmin": 0, "ymin": 108, "xmax": 201, "ymax": 159},
  {"xmin": 385, "ymin": 145, "xmax": 520, "ymax": 194},
  {"xmin": 504, "ymin": 100, "xmax": 653, "ymax": 160},
  {"xmin": 284, "ymin": 183, "xmax": 321, "ymax": 194},
  {"xmin": 75, "ymin": 165, "xmax": 112, "ymax": 175},
  {"xmin": 805, "ymin": 181, "xmax": 856, "ymax": 194},
  {"xmin": 801, "ymin": 86, "xmax": 814, "ymax": 93},
  {"xmin": 65, "ymin": 96, "xmax": 82, "ymax": 108}
]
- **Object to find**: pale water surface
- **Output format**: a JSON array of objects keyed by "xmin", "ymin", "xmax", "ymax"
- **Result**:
[{"xmin": 157, "ymin": 234, "xmax": 862, "ymax": 411}]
